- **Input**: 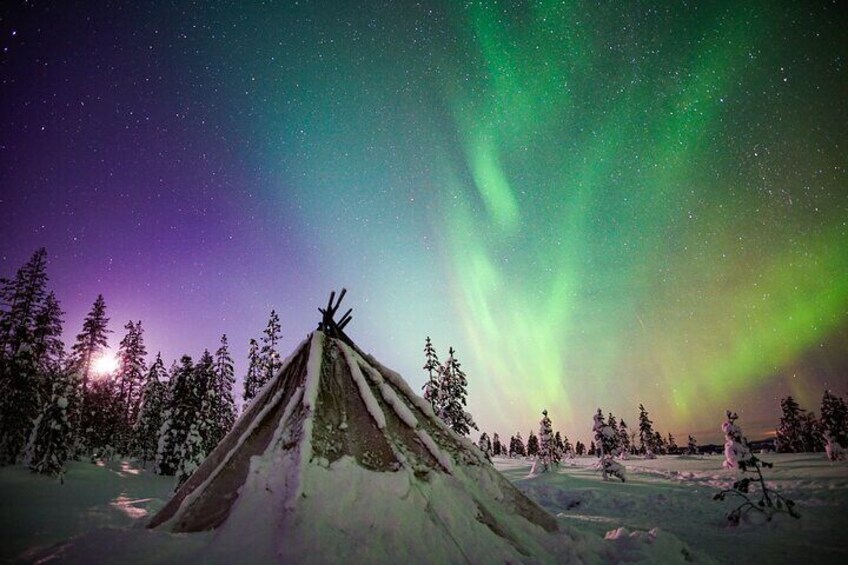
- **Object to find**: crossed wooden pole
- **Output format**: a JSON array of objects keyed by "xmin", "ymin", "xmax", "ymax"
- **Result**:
[{"xmin": 318, "ymin": 288, "xmax": 353, "ymax": 344}]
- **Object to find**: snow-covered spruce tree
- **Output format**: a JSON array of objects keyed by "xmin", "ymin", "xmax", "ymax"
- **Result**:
[
  {"xmin": 116, "ymin": 320, "xmax": 148, "ymax": 452},
  {"xmin": 512, "ymin": 432, "xmax": 526, "ymax": 457},
  {"xmin": 156, "ymin": 355, "xmax": 194, "ymax": 476},
  {"xmin": 562, "ymin": 434, "xmax": 574, "ymax": 458},
  {"xmin": 492, "ymin": 433, "xmax": 502, "ymax": 456},
  {"xmin": 554, "ymin": 431, "xmax": 565, "ymax": 461},
  {"xmin": 687, "ymin": 435, "xmax": 698, "ymax": 455},
  {"xmin": 638, "ymin": 403, "xmax": 656, "ymax": 458},
  {"xmin": 607, "ymin": 412, "xmax": 621, "ymax": 454},
  {"xmin": 527, "ymin": 430, "xmax": 539, "ymax": 456},
  {"xmin": 208, "ymin": 334, "xmax": 237, "ymax": 451},
  {"xmin": 131, "ymin": 353, "xmax": 169, "ymax": 464},
  {"xmin": 258, "ymin": 309, "xmax": 282, "ymax": 389},
  {"xmin": 618, "ymin": 419, "xmax": 631, "ymax": 458},
  {"xmin": 477, "ymin": 432, "xmax": 491, "ymax": 460},
  {"xmin": 436, "ymin": 347, "xmax": 477, "ymax": 436},
  {"xmin": 532, "ymin": 410, "xmax": 555, "ymax": 473},
  {"xmin": 722, "ymin": 411, "xmax": 752, "ymax": 469},
  {"xmin": 714, "ymin": 410, "xmax": 800, "ymax": 525},
  {"xmin": 776, "ymin": 396, "xmax": 805, "ymax": 453},
  {"xmin": 242, "ymin": 338, "xmax": 262, "ymax": 403},
  {"xmin": 25, "ymin": 366, "xmax": 76, "ymax": 479},
  {"xmin": 0, "ymin": 249, "xmax": 53, "ymax": 465},
  {"xmin": 593, "ymin": 408, "xmax": 625, "ymax": 482},
  {"xmin": 174, "ymin": 350, "xmax": 215, "ymax": 486},
  {"xmin": 421, "ymin": 336, "xmax": 441, "ymax": 414},
  {"xmin": 820, "ymin": 390, "xmax": 848, "ymax": 444},
  {"xmin": 821, "ymin": 390, "xmax": 847, "ymax": 460}
]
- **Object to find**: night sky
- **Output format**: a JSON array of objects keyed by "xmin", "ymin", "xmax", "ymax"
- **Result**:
[{"xmin": 2, "ymin": 1, "xmax": 846, "ymax": 444}]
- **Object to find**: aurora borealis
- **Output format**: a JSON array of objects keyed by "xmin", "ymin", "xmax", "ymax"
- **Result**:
[{"xmin": 2, "ymin": 1, "xmax": 846, "ymax": 443}]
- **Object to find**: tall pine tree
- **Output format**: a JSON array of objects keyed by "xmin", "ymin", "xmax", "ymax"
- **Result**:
[
  {"xmin": 638, "ymin": 403, "xmax": 656, "ymax": 458},
  {"xmin": 116, "ymin": 320, "xmax": 147, "ymax": 449},
  {"xmin": 436, "ymin": 347, "xmax": 477, "ymax": 436},
  {"xmin": 0, "ymin": 249, "xmax": 55, "ymax": 464},
  {"xmin": 421, "ymin": 337, "xmax": 441, "ymax": 413},
  {"xmin": 208, "ymin": 334, "xmax": 237, "ymax": 451},
  {"xmin": 70, "ymin": 295, "xmax": 111, "ymax": 400},
  {"xmin": 258, "ymin": 310, "xmax": 282, "ymax": 389}
]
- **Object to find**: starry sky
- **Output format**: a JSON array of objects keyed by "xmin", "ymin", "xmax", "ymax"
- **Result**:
[{"xmin": 2, "ymin": 1, "xmax": 846, "ymax": 444}]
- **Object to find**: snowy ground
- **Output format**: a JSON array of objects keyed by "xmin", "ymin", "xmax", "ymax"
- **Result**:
[
  {"xmin": 0, "ymin": 454, "xmax": 845, "ymax": 563},
  {"xmin": 497, "ymin": 453, "xmax": 848, "ymax": 564}
]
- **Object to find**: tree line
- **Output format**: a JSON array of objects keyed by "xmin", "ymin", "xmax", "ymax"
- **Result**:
[{"xmin": 0, "ymin": 249, "xmax": 289, "ymax": 484}]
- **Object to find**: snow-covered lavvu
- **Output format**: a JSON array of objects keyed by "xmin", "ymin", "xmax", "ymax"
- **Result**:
[{"xmin": 1, "ymin": 452, "xmax": 846, "ymax": 563}]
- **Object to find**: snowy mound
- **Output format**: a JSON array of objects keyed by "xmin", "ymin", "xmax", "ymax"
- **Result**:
[{"xmin": 147, "ymin": 332, "xmax": 573, "ymax": 562}]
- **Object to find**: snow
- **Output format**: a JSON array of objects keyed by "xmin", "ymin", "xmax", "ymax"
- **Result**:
[
  {"xmin": 3, "ymin": 451, "xmax": 847, "ymax": 563},
  {"xmin": 339, "ymin": 342, "xmax": 386, "ymax": 429}
]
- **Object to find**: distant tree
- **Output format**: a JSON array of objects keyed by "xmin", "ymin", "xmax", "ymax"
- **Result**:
[
  {"xmin": 638, "ymin": 404, "xmax": 656, "ymax": 458},
  {"xmin": 722, "ymin": 411, "xmax": 752, "ymax": 469},
  {"xmin": 575, "ymin": 441, "xmax": 585, "ymax": 456},
  {"xmin": 527, "ymin": 430, "xmax": 539, "ymax": 456},
  {"xmin": 421, "ymin": 336, "xmax": 441, "ymax": 413},
  {"xmin": 436, "ymin": 347, "xmax": 477, "ymax": 436},
  {"xmin": 588, "ymin": 441, "xmax": 596, "ymax": 456},
  {"xmin": 511, "ymin": 432, "xmax": 526, "ymax": 457},
  {"xmin": 593, "ymin": 409, "xmax": 617, "ymax": 456},
  {"xmin": 653, "ymin": 431, "xmax": 667, "ymax": 455},
  {"xmin": 607, "ymin": 412, "xmax": 620, "ymax": 453},
  {"xmin": 594, "ymin": 408, "xmax": 625, "ymax": 481},
  {"xmin": 131, "ymin": 354, "xmax": 169, "ymax": 464},
  {"xmin": 534, "ymin": 410, "xmax": 555, "ymax": 472},
  {"xmin": 667, "ymin": 432, "xmax": 678, "ymax": 454},
  {"xmin": 561, "ymin": 433, "xmax": 573, "ymax": 456},
  {"xmin": 776, "ymin": 396, "xmax": 805, "ymax": 453},
  {"xmin": 687, "ymin": 435, "xmax": 698, "ymax": 455},
  {"xmin": 477, "ymin": 432, "xmax": 491, "ymax": 460},
  {"xmin": 618, "ymin": 419, "xmax": 632, "ymax": 457},
  {"xmin": 492, "ymin": 433, "xmax": 502, "ymax": 456},
  {"xmin": 554, "ymin": 431, "xmax": 565, "ymax": 460}
]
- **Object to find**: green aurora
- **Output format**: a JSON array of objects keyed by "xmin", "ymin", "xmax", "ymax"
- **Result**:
[{"xmin": 216, "ymin": 1, "xmax": 845, "ymax": 441}]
